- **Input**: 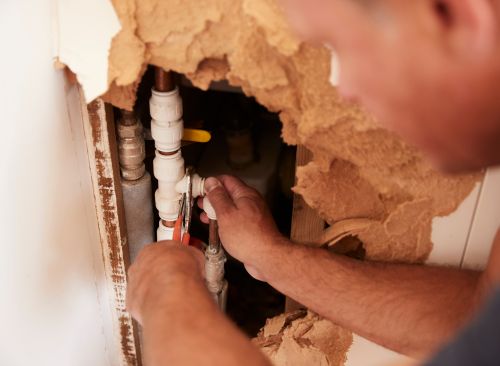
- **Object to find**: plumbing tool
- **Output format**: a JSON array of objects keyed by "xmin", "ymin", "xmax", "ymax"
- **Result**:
[
  {"xmin": 172, "ymin": 167, "xmax": 196, "ymax": 246},
  {"xmin": 172, "ymin": 194, "xmax": 187, "ymax": 244},
  {"xmin": 184, "ymin": 167, "xmax": 194, "ymax": 237}
]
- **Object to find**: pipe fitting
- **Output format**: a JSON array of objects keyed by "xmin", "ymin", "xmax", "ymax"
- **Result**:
[
  {"xmin": 151, "ymin": 119, "xmax": 183, "ymax": 153},
  {"xmin": 205, "ymin": 248, "xmax": 226, "ymax": 295},
  {"xmin": 120, "ymin": 110, "xmax": 137, "ymax": 126},
  {"xmin": 119, "ymin": 141, "xmax": 146, "ymax": 181},
  {"xmin": 153, "ymin": 151, "xmax": 184, "ymax": 221},
  {"xmin": 157, "ymin": 220, "xmax": 175, "ymax": 241},
  {"xmin": 175, "ymin": 174, "xmax": 205, "ymax": 198},
  {"xmin": 150, "ymin": 88, "xmax": 183, "ymax": 122},
  {"xmin": 118, "ymin": 122, "xmax": 144, "ymax": 139},
  {"xmin": 203, "ymin": 197, "xmax": 217, "ymax": 220},
  {"xmin": 153, "ymin": 151, "xmax": 185, "ymax": 182},
  {"xmin": 155, "ymin": 190, "xmax": 181, "ymax": 221},
  {"xmin": 118, "ymin": 113, "xmax": 146, "ymax": 181},
  {"xmin": 150, "ymin": 88, "xmax": 184, "ymax": 153},
  {"xmin": 119, "ymin": 142, "xmax": 145, "ymax": 166}
]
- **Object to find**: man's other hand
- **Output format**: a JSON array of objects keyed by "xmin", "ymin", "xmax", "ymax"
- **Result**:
[
  {"xmin": 199, "ymin": 176, "xmax": 288, "ymax": 281},
  {"xmin": 126, "ymin": 243, "xmax": 205, "ymax": 324}
]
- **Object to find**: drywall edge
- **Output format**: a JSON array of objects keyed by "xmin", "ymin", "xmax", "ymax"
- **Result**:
[{"xmin": 461, "ymin": 167, "xmax": 500, "ymax": 269}]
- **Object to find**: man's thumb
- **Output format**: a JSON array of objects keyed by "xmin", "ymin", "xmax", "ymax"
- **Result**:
[{"xmin": 204, "ymin": 177, "xmax": 234, "ymax": 218}]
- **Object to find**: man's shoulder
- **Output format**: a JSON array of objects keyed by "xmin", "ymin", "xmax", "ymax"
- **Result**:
[{"xmin": 426, "ymin": 287, "xmax": 500, "ymax": 366}]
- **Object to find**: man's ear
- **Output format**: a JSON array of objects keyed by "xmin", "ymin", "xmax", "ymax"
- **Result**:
[{"xmin": 441, "ymin": 0, "xmax": 497, "ymax": 55}]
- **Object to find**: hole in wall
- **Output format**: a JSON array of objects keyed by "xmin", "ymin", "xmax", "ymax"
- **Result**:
[{"xmin": 124, "ymin": 66, "xmax": 295, "ymax": 336}]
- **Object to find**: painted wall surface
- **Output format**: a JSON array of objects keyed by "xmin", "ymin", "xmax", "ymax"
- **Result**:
[
  {"xmin": 462, "ymin": 167, "xmax": 500, "ymax": 269},
  {"xmin": 0, "ymin": 2, "xmax": 112, "ymax": 365},
  {"xmin": 347, "ymin": 171, "xmax": 500, "ymax": 366}
]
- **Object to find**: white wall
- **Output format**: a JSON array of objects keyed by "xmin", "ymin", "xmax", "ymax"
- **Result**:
[
  {"xmin": 346, "ymin": 170, "xmax": 500, "ymax": 366},
  {"xmin": 0, "ymin": 2, "xmax": 111, "ymax": 365},
  {"xmin": 462, "ymin": 168, "xmax": 500, "ymax": 269}
]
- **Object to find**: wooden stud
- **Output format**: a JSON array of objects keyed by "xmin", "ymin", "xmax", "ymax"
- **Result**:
[{"xmin": 285, "ymin": 146, "xmax": 325, "ymax": 311}]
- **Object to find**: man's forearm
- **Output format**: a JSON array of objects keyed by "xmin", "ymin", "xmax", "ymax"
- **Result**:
[
  {"xmin": 261, "ymin": 239, "xmax": 481, "ymax": 358},
  {"xmin": 141, "ymin": 277, "xmax": 270, "ymax": 366}
]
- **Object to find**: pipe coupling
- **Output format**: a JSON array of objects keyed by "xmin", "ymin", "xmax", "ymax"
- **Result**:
[{"xmin": 205, "ymin": 249, "xmax": 226, "ymax": 295}]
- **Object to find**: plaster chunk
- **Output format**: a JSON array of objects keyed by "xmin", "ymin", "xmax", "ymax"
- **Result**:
[{"xmin": 254, "ymin": 311, "xmax": 352, "ymax": 366}]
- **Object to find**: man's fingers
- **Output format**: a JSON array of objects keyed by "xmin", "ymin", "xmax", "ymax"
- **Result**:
[
  {"xmin": 204, "ymin": 175, "xmax": 263, "ymax": 217},
  {"xmin": 218, "ymin": 175, "xmax": 260, "ymax": 203},
  {"xmin": 200, "ymin": 212, "xmax": 209, "ymax": 224},
  {"xmin": 205, "ymin": 177, "xmax": 236, "ymax": 218}
]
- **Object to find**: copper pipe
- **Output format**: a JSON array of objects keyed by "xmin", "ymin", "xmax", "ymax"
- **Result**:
[
  {"xmin": 154, "ymin": 68, "xmax": 175, "ymax": 92},
  {"xmin": 162, "ymin": 220, "xmax": 176, "ymax": 228},
  {"xmin": 159, "ymin": 150, "xmax": 179, "ymax": 156},
  {"xmin": 208, "ymin": 219, "xmax": 220, "ymax": 254}
]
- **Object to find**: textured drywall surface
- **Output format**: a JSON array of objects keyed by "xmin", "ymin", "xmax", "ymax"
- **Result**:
[
  {"xmin": 86, "ymin": 0, "xmax": 481, "ymax": 363},
  {"xmin": 254, "ymin": 310, "xmax": 352, "ymax": 366}
]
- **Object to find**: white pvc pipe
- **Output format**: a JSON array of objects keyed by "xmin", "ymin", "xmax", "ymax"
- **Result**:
[{"xmin": 150, "ymin": 88, "xmax": 185, "ymax": 240}]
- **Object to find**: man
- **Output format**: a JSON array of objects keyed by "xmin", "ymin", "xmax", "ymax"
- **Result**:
[{"xmin": 126, "ymin": 1, "xmax": 500, "ymax": 365}]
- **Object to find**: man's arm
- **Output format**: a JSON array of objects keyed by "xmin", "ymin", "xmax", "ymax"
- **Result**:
[
  {"xmin": 202, "ymin": 176, "xmax": 493, "ymax": 359},
  {"xmin": 262, "ymin": 240, "xmax": 480, "ymax": 358},
  {"xmin": 127, "ymin": 243, "xmax": 271, "ymax": 366}
]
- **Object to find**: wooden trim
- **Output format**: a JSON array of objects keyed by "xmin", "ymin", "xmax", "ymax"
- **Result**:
[
  {"xmin": 79, "ymin": 92, "xmax": 141, "ymax": 365},
  {"xmin": 285, "ymin": 146, "xmax": 325, "ymax": 311}
]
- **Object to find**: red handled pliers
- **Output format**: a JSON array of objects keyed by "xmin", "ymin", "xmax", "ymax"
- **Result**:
[{"xmin": 173, "ymin": 168, "xmax": 194, "ymax": 246}]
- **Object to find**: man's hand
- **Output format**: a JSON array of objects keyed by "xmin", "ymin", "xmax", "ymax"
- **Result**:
[
  {"xmin": 199, "ymin": 176, "xmax": 288, "ymax": 281},
  {"xmin": 127, "ymin": 241, "xmax": 272, "ymax": 366},
  {"xmin": 126, "ymin": 242, "xmax": 205, "ymax": 324}
]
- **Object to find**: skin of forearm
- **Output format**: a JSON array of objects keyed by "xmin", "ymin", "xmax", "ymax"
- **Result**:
[
  {"xmin": 141, "ymin": 276, "xmax": 271, "ymax": 366},
  {"xmin": 258, "ymin": 238, "xmax": 481, "ymax": 359}
]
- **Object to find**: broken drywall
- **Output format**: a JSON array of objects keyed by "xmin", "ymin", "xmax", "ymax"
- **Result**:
[
  {"xmin": 54, "ymin": 0, "xmax": 121, "ymax": 101},
  {"xmin": 94, "ymin": 0, "xmax": 480, "ymax": 263},
  {"xmin": 254, "ymin": 310, "xmax": 352, "ymax": 366},
  {"xmin": 62, "ymin": 0, "xmax": 482, "ymax": 364}
]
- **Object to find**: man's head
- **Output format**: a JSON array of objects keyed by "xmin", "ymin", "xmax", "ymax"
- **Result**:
[{"xmin": 282, "ymin": 0, "xmax": 500, "ymax": 172}]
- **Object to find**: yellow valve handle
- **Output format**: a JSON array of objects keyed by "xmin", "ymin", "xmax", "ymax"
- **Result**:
[{"xmin": 183, "ymin": 128, "xmax": 211, "ymax": 143}]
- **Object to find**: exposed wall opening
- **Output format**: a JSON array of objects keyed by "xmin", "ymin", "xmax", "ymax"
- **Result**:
[{"xmin": 119, "ymin": 66, "xmax": 297, "ymax": 336}]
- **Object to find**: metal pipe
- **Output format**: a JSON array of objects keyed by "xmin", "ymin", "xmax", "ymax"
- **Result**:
[
  {"xmin": 117, "ymin": 110, "xmax": 154, "ymax": 262},
  {"xmin": 162, "ymin": 220, "xmax": 176, "ymax": 228},
  {"xmin": 154, "ymin": 68, "xmax": 175, "ymax": 92},
  {"xmin": 120, "ymin": 110, "xmax": 136, "ymax": 126},
  {"xmin": 208, "ymin": 219, "xmax": 221, "ymax": 254},
  {"xmin": 159, "ymin": 150, "xmax": 178, "ymax": 156},
  {"xmin": 203, "ymin": 197, "xmax": 227, "ymax": 310}
]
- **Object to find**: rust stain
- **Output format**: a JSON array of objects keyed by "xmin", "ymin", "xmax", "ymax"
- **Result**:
[
  {"xmin": 120, "ymin": 315, "xmax": 139, "ymax": 365},
  {"xmin": 86, "ymin": 99, "xmax": 141, "ymax": 365}
]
